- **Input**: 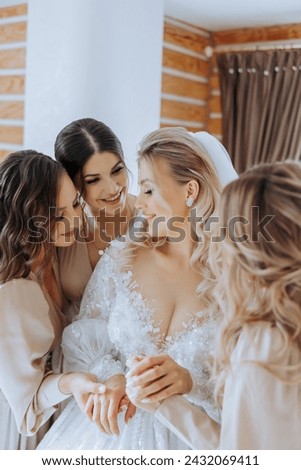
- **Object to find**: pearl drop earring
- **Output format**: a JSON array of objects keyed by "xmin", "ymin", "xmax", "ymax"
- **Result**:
[{"xmin": 186, "ymin": 197, "xmax": 194, "ymax": 208}]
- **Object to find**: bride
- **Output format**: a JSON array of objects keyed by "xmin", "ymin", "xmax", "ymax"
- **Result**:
[{"xmin": 38, "ymin": 127, "xmax": 237, "ymax": 450}]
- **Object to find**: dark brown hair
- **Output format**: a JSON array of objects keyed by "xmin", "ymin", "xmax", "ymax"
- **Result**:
[
  {"xmin": 54, "ymin": 118, "xmax": 127, "ymax": 193},
  {"xmin": 0, "ymin": 150, "xmax": 64, "ymax": 283}
]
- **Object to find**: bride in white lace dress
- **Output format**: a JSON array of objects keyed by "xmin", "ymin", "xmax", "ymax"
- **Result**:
[{"xmin": 38, "ymin": 128, "xmax": 237, "ymax": 450}]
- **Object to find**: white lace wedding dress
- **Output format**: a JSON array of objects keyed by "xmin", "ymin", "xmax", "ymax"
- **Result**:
[{"xmin": 38, "ymin": 240, "xmax": 219, "ymax": 450}]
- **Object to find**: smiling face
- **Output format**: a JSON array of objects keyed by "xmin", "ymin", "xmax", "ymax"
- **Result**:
[
  {"xmin": 135, "ymin": 157, "xmax": 190, "ymax": 238},
  {"xmin": 53, "ymin": 172, "xmax": 82, "ymax": 247},
  {"xmin": 81, "ymin": 151, "xmax": 128, "ymax": 216}
]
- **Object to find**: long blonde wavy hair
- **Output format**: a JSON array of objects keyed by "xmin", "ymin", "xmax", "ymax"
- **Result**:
[
  {"xmin": 127, "ymin": 127, "xmax": 222, "ymax": 310},
  {"xmin": 211, "ymin": 160, "xmax": 301, "ymax": 403}
]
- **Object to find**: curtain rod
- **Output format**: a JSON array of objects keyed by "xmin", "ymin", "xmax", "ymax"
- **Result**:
[{"xmin": 214, "ymin": 40, "xmax": 301, "ymax": 54}]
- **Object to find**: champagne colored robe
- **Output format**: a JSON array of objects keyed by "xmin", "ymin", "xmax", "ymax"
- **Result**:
[
  {"xmin": 154, "ymin": 323, "xmax": 301, "ymax": 450},
  {"xmin": 57, "ymin": 236, "xmax": 93, "ymax": 321},
  {"xmin": 0, "ymin": 272, "xmax": 68, "ymax": 450}
]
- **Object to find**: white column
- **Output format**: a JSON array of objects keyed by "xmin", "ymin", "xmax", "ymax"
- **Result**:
[{"xmin": 24, "ymin": 0, "xmax": 164, "ymax": 192}]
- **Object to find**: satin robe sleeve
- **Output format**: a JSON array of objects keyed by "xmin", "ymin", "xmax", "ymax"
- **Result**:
[
  {"xmin": 154, "ymin": 324, "xmax": 301, "ymax": 450},
  {"xmin": 0, "ymin": 279, "xmax": 68, "ymax": 435},
  {"xmin": 155, "ymin": 395, "xmax": 220, "ymax": 449}
]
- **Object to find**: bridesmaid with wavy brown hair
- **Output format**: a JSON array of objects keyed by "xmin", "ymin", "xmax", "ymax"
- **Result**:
[{"xmin": 0, "ymin": 150, "xmax": 103, "ymax": 449}]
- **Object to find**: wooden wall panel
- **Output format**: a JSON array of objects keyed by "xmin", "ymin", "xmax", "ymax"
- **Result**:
[
  {"xmin": 210, "ymin": 74, "xmax": 220, "ymax": 90},
  {"xmin": 163, "ymin": 48, "xmax": 208, "ymax": 76},
  {"xmin": 0, "ymin": 48, "xmax": 26, "ymax": 69},
  {"xmin": 164, "ymin": 22, "xmax": 209, "ymax": 54},
  {"xmin": 162, "ymin": 73, "xmax": 208, "ymax": 100},
  {"xmin": 0, "ymin": 75, "xmax": 25, "ymax": 94},
  {"xmin": 0, "ymin": 22, "xmax": 26, "ymax": 45},
  {"xmin": 0, "ymin": 125, "xmax": 23, "ymax": 145},
  {"xmin": 208, "ymin": 95, "xmax": 221, "ymax": 114},
  {"xmin": 214, "ymin": 23, "xmax": 301, "ymax": 46},
  {"xmin": 0, "ymin": 149, "xmax": 12, "ymax": 162},
  {"xmin": 161, "ymin": 99, "xmax": 207, "ymax": 123},
  {"xmin": 161, "ymin": 18, "xmax": 212, "ymax": 131},
  {"xmin": 0, "ymin": 101, "xmax": 24, "ymax": 119},
  {"xmin": 207, "ymin": 119, "xmax": 222, "ymax": 136},
  {"xmin": 0, "ymin": 4, "xmax": 27, "ymax": 151},
  {"xmin": 0, "ymin": 4, "xmax": 27, "ymax": 19},
  {"xmin": 207, "ymin": 54, "xmax": 222, "ymax": 139}
]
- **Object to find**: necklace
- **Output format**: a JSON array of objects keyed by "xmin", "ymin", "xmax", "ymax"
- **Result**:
[
  {"xmin": 93, "ymin": 244, "xmax": 107, "ymax": 256},
  {"xmin": 88, "ymin": 198, "xmax": 135, "ymax": 256},
  {"xmin": 90, "ymin": 231, "xmax": 111, "ymax": 256}
]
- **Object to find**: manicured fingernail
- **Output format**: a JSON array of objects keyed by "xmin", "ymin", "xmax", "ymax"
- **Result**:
[
  {"xmin": 141, "ymin": 398, "xmax": 151, "ymax": 404},
  {"xmin": 98, "ymin": 385, "xmax": 106, "ymax": 393}
]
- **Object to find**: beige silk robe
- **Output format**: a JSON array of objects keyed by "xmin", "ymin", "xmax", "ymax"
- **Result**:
[
  {"xmin": 0, "ymin": 273, "xmax": 68, "ymax": 449},
  {"xmin": 154, "ymin": 323, "xmax": 301, "ymax": 450}
]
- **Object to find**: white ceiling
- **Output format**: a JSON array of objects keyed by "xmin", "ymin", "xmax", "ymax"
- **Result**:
[{"xmin": 164, "ymin": 0, "xmax": 301, "ymax": 31}]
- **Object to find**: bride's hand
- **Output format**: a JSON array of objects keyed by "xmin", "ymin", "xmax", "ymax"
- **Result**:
[
  {"xmin": 84, "ymin": 374, "xmax": 135, "ymax": 435},
  {"xmin": 126, "ymin": 354, "xmax": 193, "ymax": 404},
  {"xmin": 125, "ymin": 379, "xmax": 161, "ymax": 413}
]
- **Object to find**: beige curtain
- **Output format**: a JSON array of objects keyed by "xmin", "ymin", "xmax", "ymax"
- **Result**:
[{"xmin": 217, "ymin": 50, "xmax": 301, "ymax": 173}]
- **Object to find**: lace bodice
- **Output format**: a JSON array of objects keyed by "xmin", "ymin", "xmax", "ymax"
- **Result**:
[{"xmin": 62, "ymin": 239, "xmax": 218, "ymax": 419}]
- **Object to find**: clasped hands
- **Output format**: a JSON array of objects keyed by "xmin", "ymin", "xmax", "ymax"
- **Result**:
[{"xmin": 83, "ymin": 355, "xmax": 192, "ymax": 435}]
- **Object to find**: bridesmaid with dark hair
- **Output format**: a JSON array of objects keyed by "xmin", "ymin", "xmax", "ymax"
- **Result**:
[
  {"xmin": 0, "ymin": 150, "xmax": 103, "ymax": 449},
  {"xmin": 54, "ymin": 118, "xmax": 136, "ymax": 318}
]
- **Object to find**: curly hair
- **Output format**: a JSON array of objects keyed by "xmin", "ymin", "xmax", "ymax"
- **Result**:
[
  {"xmin": 211, "ymin": 160, "xmax": 301, "ymax": 401},
  {"xmin": 0, "ymin": 150, "xmax": 65, "ymax": 283}
]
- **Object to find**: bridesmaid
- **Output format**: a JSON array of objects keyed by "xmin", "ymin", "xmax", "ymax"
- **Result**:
[
  {"xmin": 54, "ymin": 118, "xmax": 136, "ymax": 318},
  {"xmin": 0, "ymin": 150, "xmax": 103, "ymax": 449}
]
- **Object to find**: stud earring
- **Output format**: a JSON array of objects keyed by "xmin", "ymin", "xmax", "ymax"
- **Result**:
[{"xmin": 186, "ymin": 197, "xmax": 194, "ymax": 208}]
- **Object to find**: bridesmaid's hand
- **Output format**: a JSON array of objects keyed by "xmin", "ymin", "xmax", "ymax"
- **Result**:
[
  {"xmin": 126, "ymin": 355, "xmax": 193, "ymax": 404},
  {"xmin": 59, "ymin": 371, "xmax": 106, "ymax": 412},
  {"xmin": 84, "ymin": 374, "xmax": 135, "ymax": 435}
]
